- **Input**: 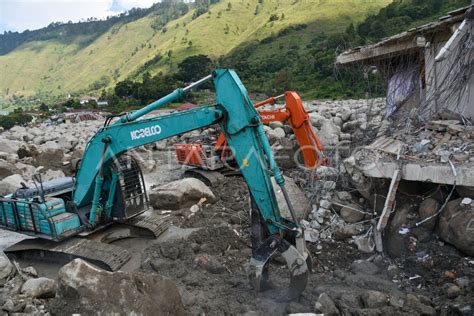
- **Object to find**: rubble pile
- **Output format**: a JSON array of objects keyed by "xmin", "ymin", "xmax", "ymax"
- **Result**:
[
  {"xmin": 391, "ymin": 119, "xmax": 474, "ymax": 164},
  {"xmin": 0, "ymin": 252, "xmax": 54, "ymax": 314}
]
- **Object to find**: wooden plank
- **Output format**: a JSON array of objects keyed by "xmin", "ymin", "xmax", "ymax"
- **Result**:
[
  {"xmin": 366, "ymin": 136, "xmax": 404, "ymax": 155},
  {"xmin": 377, "ymin": 169, "xmax": 402, "ymax": 232}
]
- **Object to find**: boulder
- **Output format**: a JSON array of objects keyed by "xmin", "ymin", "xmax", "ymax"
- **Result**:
[
  {"xmin": 269, "ymin": 121, "xmax": 284, "ymax": 129},
  {"xmin": 149, "ymin": 178, "xmax": 216, "ymax": 210},
  {"xmin": 0, "ymin": 152, "xmax": 18, "ymax": 164},
  {"xmin": 29, "ymin": 127, "xmax": 43, "ymax": 137},
  {"xmin": 17, "ymin": 144, "xmax": 40, "ymax": 159},
  {"xmin": 335, "ymin": 191, "xmax": 352, "ymax": 201},
  {"xmin": 0, "ymin": 252, "xmax": 13, "ymax": 286},
  {"xmin": 342, "ymin": 120, "xmax": 361, "ymax": 133},
  {"xmin": 309, "ymin": 113, "xmax": 326, "ymax": 128},
  {"xmin": 266, "ymin": 127, "xmax": 285, "ymax": 145},
  {"xmin": 339, "ymin": 204, "xmax": 365, "ymax": 223},
  {"xmin": 354, "ymin": 235, "xmax": 375, "ymax": 253},
  {"xmin": 193, "ymin": 254, "xmax": 225, "ymax": 274},
  {"xmin": 314, "ymin": 293, "xmax": 340, "ymax": 316},
  {"xmin": 454, "ymin": 277, "xmax": 470, "ymax": 291},
  {"xmin": 406, "ymin": 294, "xmax": 436, "ymax": 315},
  {"xmin": 360, "ymin": 290, "xmax": 387, "ymax": 308},
  {"xmin": 350, "ymin": 260, "xmax": 380, "ymax": 275},
  {"xmin": 418, "ymin": 198, "xmax": 439, "ymax": 231},
  {"xmin": 56, "ymin": 259, "xmax": 185, "ymax": 315},
  {"xmin": 21, "ymin": 277, "xmax": 57, "ymax": 299},
  {"xmin": 318, "ymin": 120, "xmax": 340, "ymax": 146},
  {"xmin": 40, "ymin": 141, "xmax": 60, "ymax": 151},
  {"xmin": 437, "ymin": 198, "xmax": 474, "ymax": 256},
  {"xmin": 14, "ymin": 162, "xmax": 36, "ymax": 178},
  {"xmin": 272, "ymin": 138, "xmax": 298, "ymax": 169},
  {"xmin": 2, "ymin": 299, "xmax": 26, "ymax": 313},
  {"xmin": 57, "ymin": 135, "xmax": 78, "ymax": 152},
  {"xmin": 34, "ymin": 148, "xmax": 64, "ymax": 170},
  {"xmin": 271, "ymin": 176, "xmax": 309, "ymax": 220},
  {"xmin": 0, "ymin": 139, "xmax": 21, "ymax": 155},
  {"xmin": 41, "ymin": 169, "xmax": 66, "ymax": 181},
  {"xmin": 0, "ymin": 160, "xmax": 18, "ymax": 178},
  {"xmin": 332, "ymin": 116, "xmax": 343, "ymax": 127},
  {"xmin": 0, "ymin": 174, "xmax": 24, "ymax": 196},
  {"xmin": 338, "ymin": 108, "xmax": 352, "ymax": 122},
  {"xmin": 444, "ymin": 284, "xmax": 461, "ymax": 299},
  {"xmin": 340, "ymin": 133, "xmax": 352, "ymax": 141},
  {"xmin": 333, "ymin": 224, "xmax": 364, "ymax": 240}
]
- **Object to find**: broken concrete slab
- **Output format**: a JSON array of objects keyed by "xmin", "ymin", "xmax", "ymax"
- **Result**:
[{"xmin": 360, "ymin": 161, "xmax": 474, "ymax": 186}]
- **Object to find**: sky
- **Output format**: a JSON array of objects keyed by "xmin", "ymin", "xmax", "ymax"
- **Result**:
[{"xmin": 0, "ymin": 0, "xmax": 159, "ymax": 33}]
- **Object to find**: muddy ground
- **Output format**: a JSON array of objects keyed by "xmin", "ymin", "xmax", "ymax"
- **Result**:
[
  {"xmin": 3, "ymin": 157, "xmax": 470, "ymax": 315},
  {"xmin": 95, "ymin": 176, "xmax": 471, "ymax": 315}
]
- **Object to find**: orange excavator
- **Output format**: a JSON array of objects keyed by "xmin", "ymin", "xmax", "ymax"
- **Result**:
[{"xmin": 174, "ymin": 91, "xmax": 327, "ymax": 175}]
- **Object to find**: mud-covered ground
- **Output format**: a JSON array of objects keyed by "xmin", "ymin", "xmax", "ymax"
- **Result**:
[{"xmin": 137, "ymin": 176, "xmax": 473, "ymax": 315}]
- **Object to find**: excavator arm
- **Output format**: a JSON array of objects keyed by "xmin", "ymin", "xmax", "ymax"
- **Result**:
[
  {"xmin": 72, "ymin": 69, "xmax": 310, "ymax": 299},
  {"xmin": 213, "ymin": 91, "xmax": 327, "ymax": 169},
  {"xmin": 259, "ymin": 91, "xmax": 327, "ymax": 168}
]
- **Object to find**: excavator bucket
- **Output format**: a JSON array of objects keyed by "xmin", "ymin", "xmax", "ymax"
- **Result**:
[
  {"xmin": 250, "ymin": 235, "xmax": 310, "ymax": 301},
  {"xmin": 249, "ymin": 202, "xmax": 311, "ymax": 301}
]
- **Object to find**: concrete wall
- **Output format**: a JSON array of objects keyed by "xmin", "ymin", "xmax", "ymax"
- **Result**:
[{"xmin": 422, "ymin": 22, "xmax": 473, "ymax": 121}]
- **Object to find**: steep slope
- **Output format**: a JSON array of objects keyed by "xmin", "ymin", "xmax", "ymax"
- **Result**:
[{"xmin": 0, "ymin": 0, "xmax": 390, "ymax": 101}]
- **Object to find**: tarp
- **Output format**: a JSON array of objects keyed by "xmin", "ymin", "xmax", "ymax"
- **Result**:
[{"xmin": 386, "ymin": 66, "xmax": 420, "ymax": 117}]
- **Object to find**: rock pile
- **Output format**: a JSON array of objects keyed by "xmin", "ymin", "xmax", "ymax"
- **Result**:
[
  {"xmin": 304, "ymin": 98, "xmax": 385, "ymax": 148},
  {"xmin": 0, "ymin": 120, "xmax": 104, "ymax": 192},
  {"xmin": 0, "ymin": 252, "xmax": 54, "ymax": 314},
  {"xmin": 257, "ymin": 98, "xmax": 385, "ymax": 167}
]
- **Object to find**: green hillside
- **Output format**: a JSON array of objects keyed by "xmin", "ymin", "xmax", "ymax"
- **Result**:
[{"xmin": 0, "ymin": 0, "xmax": 390, "ymax": 107}]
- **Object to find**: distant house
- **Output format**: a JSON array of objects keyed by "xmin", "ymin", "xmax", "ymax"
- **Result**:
[
  {"xmin": 336, "ymin": 5, "xmax": 473, "ymax": 122},
  {"xmin": 97, "ymin": 100, "xmax": 109, "ymax": 107},
  {"xmin": 79, "ymin": 96, "xmax": 98, "ymax": 105}
]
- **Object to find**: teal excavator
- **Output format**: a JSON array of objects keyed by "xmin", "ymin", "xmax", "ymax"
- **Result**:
[{"xmin": 0, "ymin": 69, "xmax": 311, "ymax": 299}]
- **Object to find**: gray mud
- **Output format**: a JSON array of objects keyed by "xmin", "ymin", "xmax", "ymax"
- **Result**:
[{"xmin": 138, "ymin": 177, "xmax": 474, "ymax": 315}]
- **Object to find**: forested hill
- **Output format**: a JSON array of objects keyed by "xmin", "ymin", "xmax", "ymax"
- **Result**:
[
  {"xmin": 0, "ymin": 0, "xmax": 390, "ymax": 106},
  {"xmin": 222, "ymin": 0, "xmax": 472, "ymax": 99},
  {"xmin": 0, "ymin": 0, "xmax": 471, "ymax": 109}
]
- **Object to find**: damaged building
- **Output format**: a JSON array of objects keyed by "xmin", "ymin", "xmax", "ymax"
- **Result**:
[{"xmin": 336, "ymin": 6, "xmax": 473, "ymax": 256}]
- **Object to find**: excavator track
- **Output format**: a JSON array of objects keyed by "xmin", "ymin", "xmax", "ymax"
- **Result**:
[
  {"xmin": 5, "ymin": 237, "xmax": 131, "ymax": 272},
  {"xmin": 5, "ymin": 212, "xmax": 170, "ymax": 272},
  {"xmin": 125, "ymin": 211, "xmax": 170, "ymax": 238}
]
